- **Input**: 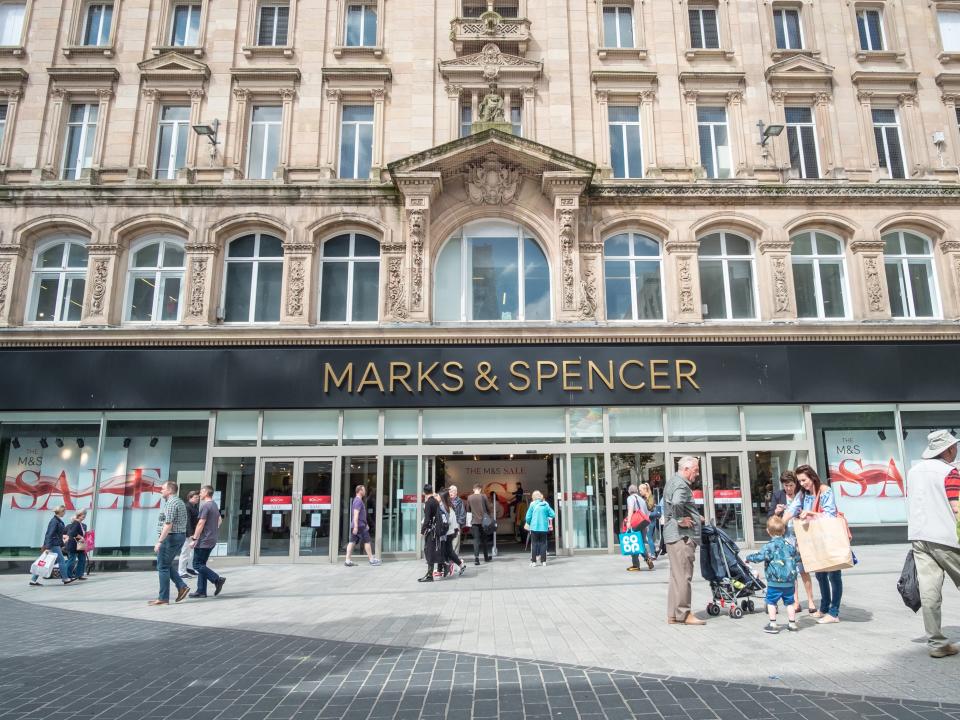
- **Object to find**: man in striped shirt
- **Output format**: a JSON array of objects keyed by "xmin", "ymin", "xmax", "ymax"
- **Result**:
[{"xmin": 149, "ymin": 481, "xmax": 191, "ymax": 606}]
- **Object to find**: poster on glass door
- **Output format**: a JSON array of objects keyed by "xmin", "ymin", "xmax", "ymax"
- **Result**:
[{"xmin": 822, "ymin": 430, "xmax": 905, "ymax": 525}]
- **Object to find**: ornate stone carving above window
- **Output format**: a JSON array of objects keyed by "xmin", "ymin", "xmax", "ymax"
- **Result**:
[{"xmin": 438, "ymin": 42, "xmax": 542, "ymax": 86}]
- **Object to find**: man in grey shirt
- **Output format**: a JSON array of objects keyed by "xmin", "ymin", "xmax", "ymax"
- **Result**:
[
  {"xmin": 663, "ymin": 456, "xmax": 705, "ymax": 625},
  {"xmin": 188, "ymin": 485, "xmax": 226, "ymax": 598}
]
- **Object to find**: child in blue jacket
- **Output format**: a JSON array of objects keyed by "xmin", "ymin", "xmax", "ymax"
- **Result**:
[{"xmin": 747, "ymin": 515, "xmax": 800, "ymax": 634}]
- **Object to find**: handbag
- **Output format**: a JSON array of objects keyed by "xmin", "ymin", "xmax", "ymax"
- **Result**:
[
  {"xmin": 626, "ymin": 496, "xmax": 649, "ymax": 531},
  {"xmin": 30, "ymin": 551, "xmax": 56, "ymax": 579},
  {"xmin": 75, "ymin": 537, "xmax": 87, "ymax": 552}
]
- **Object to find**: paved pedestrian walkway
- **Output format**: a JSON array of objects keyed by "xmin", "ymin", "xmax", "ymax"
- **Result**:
[{"xmin": 2, "ymin": 543, "xmax": 959, "ymax": 710}]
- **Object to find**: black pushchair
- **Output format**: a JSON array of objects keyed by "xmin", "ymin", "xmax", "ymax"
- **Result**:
[{"xmin": 700, "ymin": 524, "xmax": 766, "ymax": 619}]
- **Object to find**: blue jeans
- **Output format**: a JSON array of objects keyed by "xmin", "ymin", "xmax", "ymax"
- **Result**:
[
  {"xmin": 66, "ymin": 550, "xmax": 87, "ymax": 579},
  {"xmin": 816, "ymin": 570, "xmax": 843, "ymax": 617},
  {"xmin": 193, "ymin": 546, "xmax": 221, "ymax": 595},
  {"xmin": 31, "ymin": 546, "xmax": 70, "ymax": 583},
  {"xmin": 157, "ymin": 533, "xmax": 188, "ymax": 601}
]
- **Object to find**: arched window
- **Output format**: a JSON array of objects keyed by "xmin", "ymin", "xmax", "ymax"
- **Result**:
[
  {"xmin": 28, "ymin": 237, "xmax": 88, "ymax": 323},
  {"xmin": 698, "ymin": 231, "xmax": 756, "ymax": 320},
  {"xmin": 791, "ymin": 231, "xmax": 848, "ymax": 319},
  {"xmin": 318, "ymin": 232, "xmax": 380, "ymax": 322},
  {"xmin": 603, "ymin": 232, "xmax": 663, "ymax": 320},
  {"xmin": 222, "ymin": 232, "xmax": 283, "ymax": 323},
  {"xmin": 883, "ymin": 230, "xmax": 939, "ymax": 318},
  {"xmin": 124, "ymin": 236, "xmax": 186, "ymax": 323},
  {"xmin": 434, "ymin": 220, "xmax": 550, "ymax": 322}
]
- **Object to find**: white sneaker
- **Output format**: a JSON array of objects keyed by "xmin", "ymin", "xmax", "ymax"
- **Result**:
[
  {"xmin": 529, "ymin": 562, "xmax": 537, "ymax": 568},
  {"xmin": 344, "ymin": 560, "xmax": 356, "ymax": 567},
  {"xmin": 541, "ymin": 557, "xmax": 547, "ymax": 566},
  {"xmin": 816, "ymin": 615, "xmax": 839, "ymax": 624},
  {"xmin": 369, "ymin": 558, "xmax": 382, "ymax": 566}
]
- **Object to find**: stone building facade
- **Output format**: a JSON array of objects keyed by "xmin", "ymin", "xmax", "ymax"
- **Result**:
[{"xmin": 1, "ymin": 0, "xmax": 960, "ymax": 561}]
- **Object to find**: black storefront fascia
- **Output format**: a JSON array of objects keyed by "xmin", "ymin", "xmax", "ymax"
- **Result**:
[{"xmin": 0, "ymin": 341, "xmax": 957, "ymax": 410}]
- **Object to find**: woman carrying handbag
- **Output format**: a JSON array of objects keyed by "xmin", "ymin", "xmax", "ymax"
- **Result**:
[
  {"xmin": 419, "ymin": 484, "xmax": 444, "ymax": 583},
  {"xmin": 65, "ymin": 510, "xmax": 89, "ymax": 581},
  {"xmin": 624, "ymin": 485, "xmax": 654, "ymax": 572}
]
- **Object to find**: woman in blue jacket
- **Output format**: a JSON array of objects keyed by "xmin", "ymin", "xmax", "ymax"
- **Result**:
[
  {"xmin": 29, "ymin": 505, "xmax": 74, "ymax": 586},
  {"xmin": 525, "ymin": 490, "xmax": 555, "ymax": 567}
]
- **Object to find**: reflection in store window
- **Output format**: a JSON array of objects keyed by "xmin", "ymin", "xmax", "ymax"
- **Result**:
[{"xmin": 212, "ymin": 457, "xmax": 255, "ymax": 557}]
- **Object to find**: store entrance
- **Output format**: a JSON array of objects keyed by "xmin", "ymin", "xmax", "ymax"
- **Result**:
[
  {"xmin": 429, "ymin": 454, "xmax": 559, "ymax": 557},
  {"xmin": 670, "ymin": 453, "xmax": 749, "ymax": 543},
  {"xmin": 256, "ymin": 458, "xmax": 334, "ymax": 563}
]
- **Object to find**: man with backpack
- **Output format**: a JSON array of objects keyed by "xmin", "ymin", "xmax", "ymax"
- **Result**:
[{"xmin": 466, "ymin": 484, "xmax": 493, "ymax": 565}]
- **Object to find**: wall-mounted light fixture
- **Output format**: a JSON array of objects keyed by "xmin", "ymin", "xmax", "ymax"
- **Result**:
[
  {"xmin": 757, "ymin": 120, "xmax": 785, "ymax": 147},
  {"xmin": 191, "ymin": 118, "xmax": 220, "ymax": 159}
]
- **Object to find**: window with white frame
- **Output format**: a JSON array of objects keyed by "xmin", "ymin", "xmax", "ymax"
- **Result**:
[
  {"xmin": 856, "ymin": 7, "xmax": 884, "ymax": 51},
  {"xmin": 460, "ymin": 102, "xmax": 472, "ymax": 138},
  {"xmin": 688, "ymin": 6, "xmax": 720, "ymax": 49},
  {"xmin": 784, "ymin": 106, "xmax": 819, "ymax": 179},
  {"xmin": 345, "ymin": 2, "xmax": 376, "ymax": 46},
  {"xmin": 257, "ymin": 1, "xmax": 289, "ymax": 46},
  {"xmin": 29, "ymin": 239, "xmax": 88, "ymax": 323},
  {"xmin": 510, "ymin": 98, "xmax": 522, "ymax": 136},
  {"xmin": 125, "ymin": 237, "xmax": 186, "ymax": 323},
  {"xmin": 82, "ymin": 2, "xmax": 113, "ymax": 45},
  {"xmin": 170, "ymin": 3, "xmax": 201, "ymax": 46},
  {"xmin": 61, "ymin": 103, "xmax": 99, "ymax": 181},
  {"xmin": 872, "ymin": 108, "xmax": 906, "ymax": 179},
  {"xmin": 222, "ymin": 233, "xmax": 283, "ymax": 323},
  {"xmin": 603, "ymin": 232, "xmax": 663, "ymax": 321},
  {"xmin": 434, "ymin": 220, "xmax": 551, "ymax": 322},
  {"xmin": 318, "ymin": 232, "xmax": 380, "ymax": 323},
  {"xmin": 697, "ymin": 105, "xmax": 731, "ymax": 179},
  {"xmin": 154, "ymin": 105, "xmax": 190, "ymax": 180},
  {"xmin": 0, "ymin": 104, "xmax": 6, "ymax": 150},
  {"xmin": 698, "ymin": 231, "xmax": 756, "ymax": 320},
  {"xmin": 247, "ymin": 105, "xmax": 282, "ymax": 179},
  {"xmin": 338, "ymin": 105, "xmax": 374, "ymax": 180},
  {"xmin": 608, "ymin": 105, "xmax": 643, "ymax": 179},
  {"xmin": 602, "ymin": 4, "xmax": 634, "ymax": 48},
  {"xmin": 0, "ymin": 0, "xmax": 25, "ymax": 45},
  {"xmin": 939, "ymin": 9, "xmax": 960, "ymax": 52},
  {"xmin": 791, "ymin": 231, "xmax": 848, "ymax": 319},
  {"xmin": 883, "ymin": 230, "xmax": 938, "ymax": 318},
  {"xmin": 772, "ymin": 6, "xmax": 803, "ymax": 49}
]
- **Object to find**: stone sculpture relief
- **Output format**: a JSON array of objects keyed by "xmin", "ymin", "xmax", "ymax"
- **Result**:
[
  {"xmin": 677, "ymin": 257, "xmax": 695, "ymax": 314},
  {"xmin": 286, "ymin": 257, "xmax": 305, "ymax": 317},
  {"xmin": 578, "ymin": 266, "xmax": 598, "ymax": 320},
  {"xmin": 90, "ymin": 259, "xmax": 109, "ymax": 316},
  {"xmin": 559, "ymin": 209, "xmax": 576, "ymax": 311},
  {"xmin": 864, "ymin": 256, "xmax": 885, "ymax": 313},
  {"xmin": 387, "ymin": 257, "xmax": 408, "ymax": 319},
  {"xmin": 408, "ymin": 208, "xmax": 425, "ymax": 311},
  {"xmin": 465, "ymin": 153, "xmax": 521, "ymax": 205},
  {"xmin": 189, "ymin": 257, "xmax": 208, "ymax": 317},
  {"xmin": 0, "ymin": 260, "xmax": 9, "ymax": 317},
  {"xmin": 772, "ymin": 256, "xmax": 790, "ymax": 313}
]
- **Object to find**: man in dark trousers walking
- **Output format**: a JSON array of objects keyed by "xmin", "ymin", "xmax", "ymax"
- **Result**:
[
  {"xmin": 466, "ymin": 484, "xmax": 493, "ymax": 565},
  {"xmin": 188, "ymin": 485, "xmax": 226, "ymax": 598}
]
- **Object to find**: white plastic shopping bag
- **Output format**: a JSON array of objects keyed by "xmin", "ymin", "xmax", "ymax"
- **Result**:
[{"xmin": 30, "ymin": 551, "xmax": 56, "ymax": 579}]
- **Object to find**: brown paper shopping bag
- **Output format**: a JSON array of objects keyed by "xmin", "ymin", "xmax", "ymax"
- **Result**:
[{"xmin": 794, "ymin": 515, "xmax": 854, "ymax": 573}]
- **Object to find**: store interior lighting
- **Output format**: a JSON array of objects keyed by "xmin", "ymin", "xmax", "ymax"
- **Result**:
[
  {"xmin": 122, "ymin": 438, "xmax": 131, "ymax": 448},
  {"xmin": 39, "ymin": 438, "xmax": 48, "ymax": 449},
  {"xmin": 76, "ymin": 438, "xmax": 84, "ymax": 448},
  {"xmin": 55, "ymin": 438, "xmax": 64, "ymax": 448},
  {"xmin": 877, "ymin": 429, "xmax": 886, "ymax": 441},
  {"xmin": 149, "ymin": 437, "xmax": 159, "ymax": 447}
]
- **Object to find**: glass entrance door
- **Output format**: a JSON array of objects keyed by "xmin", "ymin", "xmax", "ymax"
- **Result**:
[
  {"xmin": 257, "ymin": 458, "xmax": 335, "ymax": 562},
  {"xmin": 338, "ymin": 456, "xmax": 378, "ymax": 557},
  {"xmin": 670, "ymin": 453, "xmax": 746, "ymax": 543}
]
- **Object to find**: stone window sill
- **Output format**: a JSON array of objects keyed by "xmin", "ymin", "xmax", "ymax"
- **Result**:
[
  {"xmin": 242, "ymin": 44, "xmax": 294, "ymax": 58},
  {"xmin": 939, "ymin": 51, "xmax": 960, "ymax": 63},
  {"xmin": 63, "ymin": 44, "xmax": 115, "ymax": 57},
  {"xmin": 769, "ymin": 48, "xmax": 819, "ymax": 61},
  {"xmin": 152, "ymin": 44, "xmax": 205, "ymax": 57},
  {"xmin": 597, "ymin": 47, "xmax": 647, "ymax": 60},
  {"xmin": 685, "ymin": 47, "xmax": 735, "ymax": 60},
  {"xmin": 0, "ymin": 45, "xmax": 25, "ymax": 57},
  {"xmin": 332, "ymin": 45, "xmax": 384, "ymax": 58},
  {"xmin": 855, "ymin": 49, "xmax": 905, "ymax": 62}
]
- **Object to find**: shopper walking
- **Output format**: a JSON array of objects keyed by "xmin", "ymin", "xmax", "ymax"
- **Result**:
[
  {"xmin": 344, "ymin": 484, "xmax": 381, "ymax": 567},
  {"xmin": 188, "ymin": 485, "xmax": 226, "ymax": 599},
  {"xmin": 906, "ymin": 430, "xmax": 960, "ymax": 658},
  {"xmin": 525, "ymin": 490, "xmax": 555, "ymax": 567},
  {"xmin": 448, "ymin": 485, "xmax": 467, "ymax": 557},
  {"xmin": 624, "ymin": 485, "xmax": 654, "ymax": 572},
  {"xmin": 663, "ymin": 456, "xmax": 705, "ymax": 625},
  {"xmin": 64, "ymin": 510, "xmax": 89, "ymax": 581},
  {"xmin": 29, "ymin": 505, "xmax": 73, "ymax": 586},
  {"xmin": 770, "ymin": 470, "xmax": 817, "ymax": 614},
  {"xmin": 150, "ymin": 481, "xmax": 190, "ymax": 606},
  {"xmin": 419, "ymin": 485, "xmax": 444, "ymax": 582},
  {"xmin": 440, "ymin": 488, "xmax": 466, "ymax": 577},
  {"xmin": 178, "ymin": 490, "xmax": 200, "ymax": 578},
  {"xmin": 466, "ymin": 484, "xmax": 493, "ymax": 565},
  {"xmin": 783, "ymin": 465, "xmax": 843, "ymax": 624}
]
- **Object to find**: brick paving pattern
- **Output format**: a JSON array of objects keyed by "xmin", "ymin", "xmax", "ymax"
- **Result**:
[{"xmin": 1, "ymin": 596, "xmax": 959, "ymax": 720}]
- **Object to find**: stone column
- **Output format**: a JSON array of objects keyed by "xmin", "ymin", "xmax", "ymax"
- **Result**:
[
  {"xmin": 757, "ymin": 239, "xmax": 795, "ymax": 321},
  {"xmin": 898, "ymin": 92, "xmax": 925, "ymax": 176},
  {"xmin": 230, "ymin": 88, "xmax": 250, "ymax": 177},
  {"xmin": 0, "ymin": 243, "xmax": 25, "ymax": 327},
  {"xmin": 856, "ymin": 91, "xmax": 876, "ymax": 172},
  {"xmin": 640, "ymin": 89, "xmax": 658, "ymax": 176},
  {"xmin": 371, "ymin": 88, "xmax": 386, "ymax": 179},
  {"xmin": 728, "ymin": 90, "xmax": 749, "ymax": 176},
  {"xmin": 0, "ymin": 89, "xmax": 22, "ymax": 169},
  {"xmin": 445, "ymin": 83, "xmax": 462, "ymax": 141},
  {"xmin": 322, "ymin": 88, "xmax": 342, "ymax": 178},
  {"xmin": 937, "ymin": 240, "xmax": 960, "ymax": 320},
  {"xmin": 943, "ymin": 94, "xmax": 960, "ymax": 167},
  {"xmin": 182, "ymin": 242, "xmax": 219, "ymax": 326},
  {"xmin": 278, "ymin": 87, "xmax": 296, "ymax": 178},
  {"xmin": 557, "ymin": 202, "xmax": 580, "ymax": 317},
  {"xmin": 595, "ymin": 90, "xmax": 611, "ymax": 175},
  {"xmin": 393, "ymin": 173, "xmax": 441, "ymax": 321},
  {"xmin": 578, "ymin": 235, "xmax": 601, "ymax": 322},
  {"xmin": 664, "ymin": 240, "xmax": 702, "ymax": 322},
  {"xmin": 280, "ymin": 238, "xmax": 315, "ymax": 324},
  {"xmin": 521, "ymin": 86, "xmax": 536, "ymax": 140},
  {"xmin": 89, "ymin": 88, "xmax": 113, "ymax": 181},
  {"xmin": 43, "ymin": 89, "xmax": 68, "ymax": 178},
  {"xmin": 133, "ymin": 88, "xmax": 159, "ymax": 179},
  {"xmin": 81, "ymin": 243, "xmax": 120, "ymax": 326},
  {"xmin": 186, "ymin": 88, "xmax": 205, "ymax": 171},
  {"xmin": 850, "ymin": 239, "xmax": 890, "ymax": 320},
  {"xmin": 814, "ymin": 92, "xmax": 838, "ymax": 176},
  {"xmin": 769, "ymin": 90, "xmax": 787, "ymax": 171},
  {"xmin": 682, "ymin": 90, "xmax": 700, "ymax": 172}
]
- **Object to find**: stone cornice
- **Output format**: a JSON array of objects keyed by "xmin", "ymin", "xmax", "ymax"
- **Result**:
[{"xmin": 590, "ymin": 182, "xmax": 960, "ymax": 202}]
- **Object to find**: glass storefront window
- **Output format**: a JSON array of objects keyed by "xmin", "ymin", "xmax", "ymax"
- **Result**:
[
  {"xmin": 568, "ymin": 454, "xmax": 607, "ymax": 549},
  {"xmin": 262, "ymin": 410, "xmax": 338, "ymax": 446},
  {"xmin": 667, "ymin": 406, "xmax": 740, "ymax": 441},
  {"xmin": 343, "ymin": 410, "xmax": 378, "ymax": 445},
  {"xmin": 422, "ymin": 408, "xmax": 565, "ymax": 444},
  {"xmin": 812, "ymin": 409, "xmax": 902, "ymax": 526},
  {"xmin": 743, "ymin": 406, "xmax": 805, "ymax": 441},
  {"xmin": 385, "ymin": 410, "xmax": 418, "ymax": 446},
  {"xmin": 97, "ymin": 418, "xmax": 208, "ymax": 556},
  {"xmin": 900, "ymin": 410, "xmax": 960, "ymax": 469},
  {"xmin": 0, "ymin": 422, "xmax": 101, "ymax": 556},
  {"xmin": 609, "ymin": 407, "xmax": 663, "ymax": 442},
  {"xmin": 383, "ymin": 457, "xmax": 418, "ymax": 552},
  {"xmin": 339, "ymin": 456, "xmax": 378, "ymax": 553},
  {"xmin": 211, "ymin": 457, "xmax": 255, "ymax": 556},
  {"xmin": 611, "ymin": 452, "xmax": 665, "ymax": 547},
  {"xmin": 569, "ymin": 407, "xmax": 603, "ymax": 443},
  {"xmin": 215, "ymin": 411, "xmax": 258, "ymax": 447},
  {"xmin": 749, "ymin": 450, "xmax": 807, "ymax": 541}
]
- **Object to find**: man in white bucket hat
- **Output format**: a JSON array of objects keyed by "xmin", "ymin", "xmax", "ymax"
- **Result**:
[{"xmin": 907, "ymin": 429, "xmax": 960, "ymax": 658}]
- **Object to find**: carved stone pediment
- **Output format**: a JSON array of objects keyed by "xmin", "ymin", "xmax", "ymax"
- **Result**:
[
  {"xmin": 138, "ymin": 52, "xmax": 211, "ymax": 84},
  {"xmin": 438, "ymin": 43, "xmax": 542, "ymax": 84}
]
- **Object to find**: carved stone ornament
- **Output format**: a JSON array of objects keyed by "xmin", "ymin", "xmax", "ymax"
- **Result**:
[
  {"xmin": 772, "ymin": 256, "xmax": 790, "ymax": 313},
  {"xmin": 387, "ymin": 256, "xmax": 408, "ymax": 319},
  {"xmin": 465, "ymin": 153, "xmax": 522, "ymax": 205},
  {"xmin": 189, "ymin": 256, "xmax": 208, "ymax": 317},
  {"xmin": 286, "ymin": 257, "xmax": 306, "ymax": 317},
  {"xmin": 677, "ymin": 256, "xmax": 695, "ymax": 315},
  {"xmin": 864, "ymin": 256, "xmax": 885, "ymax": 313},
  {"xmin": 578, "ymin": 264, "xmax": 598, "ymax": 320},
  {"xmin": 408, "ymin": 208, "xmax": 425, "ymax": 311},
  {"xmin": 559, "ymin": 209, "xmax": 576, "ymax": 311},
  {"xmin": 458, "ymin": 43, "xmax": 528, "ymax": 82},
  {"xmin": 90, "ymin": 259, "xmax": 110, "ymax": 317},
  {"xmin": 0, "ymin": 259, "xmax": 9, "ymax": 316}
]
